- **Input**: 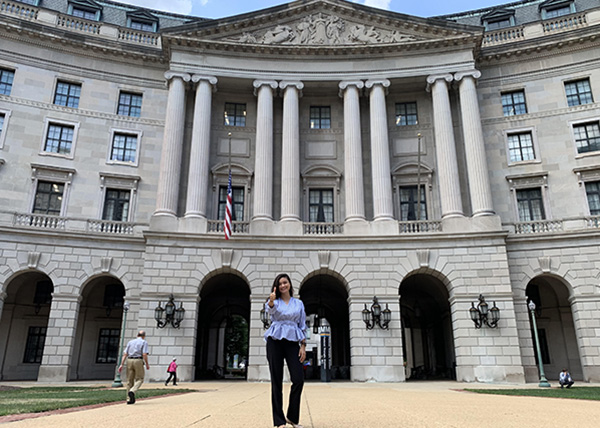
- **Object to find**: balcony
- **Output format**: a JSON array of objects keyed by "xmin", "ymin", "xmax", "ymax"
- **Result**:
[
  {"xmin": 303, "ymin": 222, "xmax": 343, "ymax": 235},
  {"xmin": 87, "ymin": 219, "xmax": 135, "ymax": 235},
  {"xmin": 513, "ymin": 219, "xmax": 563, "ymax": 234},
  {"xmin": 398, "ymin": 220, "xmax": 441, "ymax": 234},
  {"xmin": 10, "ymin": 212, "xmax": 147, "ymax": 236},
  {"xmin": 207, "ymin": 220, "xmax": 250, "ymax": 235},
  {"xmin": 14, "ymin": 213, "xmax": 66, "ymax": 229}
]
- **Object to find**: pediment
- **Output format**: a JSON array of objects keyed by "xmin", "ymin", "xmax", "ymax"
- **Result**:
[
  {"xmin": 162, "ymin": 0, "xmax": 482, "ymax": 49},
  {"xmin": 70, "ymin": 0, "xmax": 102, "ymax": 10},
  {"xmin": 481, "ymin": 8, "xmax": 515, "ymax": 21},
  {"xmin": 127, "ymin": 9, "xmax": 158, "ymax": 23}
]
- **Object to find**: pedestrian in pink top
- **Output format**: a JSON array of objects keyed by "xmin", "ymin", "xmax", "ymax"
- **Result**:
[{"xmin": 165, "ymin": 358, "xmax": 178, "ymax": 386}]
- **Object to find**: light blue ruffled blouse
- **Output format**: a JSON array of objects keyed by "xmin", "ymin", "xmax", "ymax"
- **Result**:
[{"xmin": 264, "ymin": 297, "xmax": 306, "ymax": 343}]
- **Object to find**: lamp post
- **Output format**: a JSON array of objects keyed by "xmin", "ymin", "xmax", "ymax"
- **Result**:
[
  {"xmin": 111, "ymin": 300, "xmax": 130, "ymax": 388},
  {"xmin": 528, "ymin": 300, "xmax": 551, "ymax": 387}
]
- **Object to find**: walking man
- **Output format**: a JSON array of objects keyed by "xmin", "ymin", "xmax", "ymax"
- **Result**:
[{"xmin": 118, "ymin": 330, "xmax": 150, "ymax": 404}]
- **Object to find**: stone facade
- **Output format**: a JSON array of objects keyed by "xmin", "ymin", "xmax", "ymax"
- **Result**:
[{"xmin": 1, "ymin": 0, "xmax": 600, "ymax": 384}]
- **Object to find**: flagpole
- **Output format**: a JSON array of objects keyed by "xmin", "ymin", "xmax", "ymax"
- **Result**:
[
  {"xmin": 416, "ymin": 133, "xmax": 422, "ymax": 221},
  {"xmin": 224, "ymin": 132, "xmax": 232, "ymax": 239}
]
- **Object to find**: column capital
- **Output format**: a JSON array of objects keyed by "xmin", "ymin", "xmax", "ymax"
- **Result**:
[
  {"xmin": 426, "ymin": 73, "xmax": 453, "ymax": 92},
  {"xmin": 191, "ymin": 74, "xmax": 218, "ymax": 88},
  {"xmin": 365, "ymin": 79, "xmax": 390, "ymax": 89},
  {"xmin": 279, "ymin": 81, "xmax": 304, "ymax": 97},
  {"xmin": 164, "ymin": 71, "xmax": 191, "ymax": 83},
  {"xmin": 338, "ymin": 80, "xmax": 364, "ymax": 97},
  {"xmin": 454, "ymin": 69, "xmax": 482, "ymax": 82},
  {"xmin": 253, "ymin": 80, "xmax": 278, "ymax": 95}
]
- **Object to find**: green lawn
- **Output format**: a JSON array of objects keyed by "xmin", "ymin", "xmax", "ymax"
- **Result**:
[
  {"xmin": 0, "ymin": 386, "xmax": 191, "ymax": 416},
  {"xmin": 465, "ymin": 386, "xmax": 600, "ymax": 401}
]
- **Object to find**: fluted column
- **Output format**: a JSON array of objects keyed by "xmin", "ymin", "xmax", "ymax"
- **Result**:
[
  {"xmin": 366, "ymin": 79, "xmax": 394, "ymax": 221},
  {"xmin": 339, "ymin": 80, "xmax": 366, "ymax": 222},
  {"xmin": 252, "ymin": 80, "xmax": 278, "ymax": 221},
  {"xmin": 279, "ymin": 81, "xmax": 303, "ymax": 221},
  {"xmin": 185, "ymin": 75, "xmax": 218, "ymax": 218},
  {"xmin": 455, "ymin": 70, "xmax": 495, "ymax": 216},
  {"xmin": 155, "ymin": 71, "xmax": 190, "ymax": 217},
  {"xmin": 427, "ymin": 74, "xmax": 463, "ymax": 218}
]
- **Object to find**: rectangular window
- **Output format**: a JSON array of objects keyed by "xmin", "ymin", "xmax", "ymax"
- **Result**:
[
  {"xmin": 573, "ymin": 122, "xmax": 600, "ymax": 154},
  {"xmin": 130, "ymin": 20, "xmax": 154, "ymax": 32},
  {"xmin": 54, "ymin": 81, "xmax": 81, "ymax": 108},
  {"xmin": 117, "ymin": 92, "xmax": 142, "ymax": 117},
  {"xmin": 96, "ymin": 328, "xmax": 121, "ymax": 364},
  {"xmin": 586, "ymin": 181, "xmax": 600, "ymax": 216},
  {"xmin": 71, "ymin": 7, "xmax": 97, "ymax": 20},
  {"xmin": 309, "ymin": 106, "xmax": 331, "ymax": 129},
  {"xmin": 0, "ymin": 68, "xmax": 15, "ymax": 96},
  {"xmin": 44, "ymin": 123, "xmax": 74, "ymax": 155},
  {"xmin": 565, "ymin": 79, "xmax": 593, "ymax": 106},
  {"xmin": 224, "ymin": 103, "xmax": 246, "ymax": 127},
  {"xmin": 33, "ymin": 181, "xmax": 64, "ymax": 215},
  {"xmin": 103, "ymin": 189, "xmax": 131, "ymax": 221},
  {"xmin": 516, "ymin": 188, "xmax": 545, "ymax": 221},
  {"xmin": 18, "ymin": 0, "xmax": 38, "ymax": 4},
  {"xmin": 486, "ymin": 18, "xmax": 511, "ymax": 30},
  {"xmin": 309, "ymin": 189, "xmax": 334, "ymax": 222},
  {"xmin": 508, "ymin": 132, "xmax": 535, "ymax": 163},
  {"xmin": 501, "ymin": 90, "xmax": 527, "ymax": 116},
  {"xmin": 110, "ymin": 133, "xmax": 137, "ymax": 163},
  {"xmin": 23, "ymin": 327, "xmax": 47, "ymax": 364},
  {"xmin": 395, "ymin": 102, "xmax": 418, "ymax": 126},
  {"xmin": 545, "ymin": 6, "xmax": 572, "ymax": 18},
  {"xmin": 399, "ymin": 185, "xmax": 427, "ymax": 221},
  {"xmin": 218, "ymin": 185, "xmax": 244, "ymax": 221}
]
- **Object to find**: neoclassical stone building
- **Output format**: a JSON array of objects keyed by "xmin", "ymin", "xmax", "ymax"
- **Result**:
[{"xmin": 1, "ymin": 0, "xmax": 599, "ymax": 384}]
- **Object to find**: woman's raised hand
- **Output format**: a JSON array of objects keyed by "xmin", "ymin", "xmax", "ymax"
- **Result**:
[{"xmin": 269, "ymin": 291, "xmax": 276, "ymax": 302}]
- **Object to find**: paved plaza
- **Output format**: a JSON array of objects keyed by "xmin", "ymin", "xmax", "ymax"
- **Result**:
[{"xmin": 1, "ymin": 381, "xmax": 599, "ymax": 427}]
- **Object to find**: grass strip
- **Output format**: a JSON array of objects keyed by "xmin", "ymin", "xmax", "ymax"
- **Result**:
[
  {"xmin": 465, "ymin": 386, "xmax": 600, "ymax": 401},
  {"xmin": 0, "ymin": 386, "xmax": 191, "ymax": 416}
]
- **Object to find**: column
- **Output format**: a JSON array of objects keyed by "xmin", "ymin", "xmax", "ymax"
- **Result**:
[
  {"xmin": 185, "ymin": 75, "xmax": 218, "ymax": 218},
  {"xmin": 252, "ymin": 80, "xmax": 278, "ymax": 221},
  {"xmin": 366, "ymin": 79, "xmax": 394, "ymax": 221},
  {"xmin": 37, "ymin": 294, "xmax": 81, "ymax": 382},
  {"xmin": 154, "ymin": 71, "xmax": 190, "ymax": 217},
  {"xmin": 279, "ymin": 81, "xmax": 303, "ymax": 221},
  {"xmin": 339, "ymin": 81, "xmax": 366, "ymax": 222},
  {"xmin": 426, "ymin": 74, "xmax": 463, "ymax": 218},
  {"xmin": 455, "ymin": 70, "xmax": 495, "ymax": 216}
]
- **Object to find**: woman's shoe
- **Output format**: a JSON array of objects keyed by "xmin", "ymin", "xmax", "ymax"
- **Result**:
[{"xmin": 286, "ymin": 418, "xmax": 303, "ymax": 428}]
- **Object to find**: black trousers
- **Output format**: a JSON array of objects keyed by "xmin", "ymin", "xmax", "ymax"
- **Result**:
[
  {"xmin": 266, "ymin": 337, "xmax": 304, "ymax": 427},
  {"xmin": 165, "ymin": 371, "xmax": 177, "ymax": 385}
]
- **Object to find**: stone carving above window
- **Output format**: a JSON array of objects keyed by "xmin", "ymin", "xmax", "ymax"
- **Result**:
[{"xmin": 229, "ymin": 13, "xmax": 417, "ymax": 45}]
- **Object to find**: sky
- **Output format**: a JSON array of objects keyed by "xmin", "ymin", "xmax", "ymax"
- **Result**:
[{"xmin": 114, "ymin": 0, "xmax": 511, "ymax": 20}]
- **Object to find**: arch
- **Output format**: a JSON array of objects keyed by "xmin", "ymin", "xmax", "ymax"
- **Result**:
[
  {"xmin": 198, "ymin": 267, "xmax": 251, "ymax": 296},
  {"xmin": 399, "ymin": 271, "xmax": 455, "ymax": 381},
  {"xmin": 298, "ymin": 268, "xmax": 350, "ymax": 296}
]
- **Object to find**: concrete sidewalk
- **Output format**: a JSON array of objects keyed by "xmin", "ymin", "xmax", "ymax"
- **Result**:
[{"xmin": 2, "ymin": 381, "xmax": 600, "ymax": 427}]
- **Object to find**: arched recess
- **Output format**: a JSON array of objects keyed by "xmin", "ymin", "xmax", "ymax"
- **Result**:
[
  {"xmin": 400, "ymin": 271, "xmax": 455, "ymax": 380},
  {"xmin": 525, "ymin": 275, "xmax": 583, "ymax": 380},
  {"xmin": 0, "ymin": 270, "xmax": 54, "ymax": 380},
  {"xmin": 69, "ymin": 275, "xmax": 125, "ymax": 380},
  {"xmin": 299, "ymin": 272, "xmax": 351, "ymax": 380},
  {"xmin": 195, "ymin": 272, "xmax": 250, "ymax": 380}
]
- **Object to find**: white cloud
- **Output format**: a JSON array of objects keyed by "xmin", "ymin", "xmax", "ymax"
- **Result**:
[
  {"xmin": 116, "ymin": 0, "xmax": 193, "ymax": 15},
  {"xmin": 363, "ymin": 0, "xmax": 392, "ymax": 11}
]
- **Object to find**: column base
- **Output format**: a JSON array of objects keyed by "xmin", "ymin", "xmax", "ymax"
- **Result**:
[
  {"xmin": 247, "ymin": 364, "xmax": 271, "ymax": 382},
  {"xmin": 343, "ymin": 218, "xmax": 368, "ymax": 235},
  {"xmin": 150, "ymin": 213, "xmax": 179, "ymax": 232},
  {"xmin": 369, "ymin": 218, "xmax": 397, "ymax": 235},
  {"xmin": 351, "ymin": 365, "xmax": 405, "ymax": 382},
  {"xmin": 274, "ymin": 219, "xmax": 303, "ymax": 235},
  {"xmin": 38, "ymin": 365, "xmax": 69, "ymax": 382},
  {"xmin": 181, "ymin": 216, "xmax": 208, "ymax": 234},
  {"xmin": 250, "ymin": 218, "xmax": 274, "ymax": 235}
]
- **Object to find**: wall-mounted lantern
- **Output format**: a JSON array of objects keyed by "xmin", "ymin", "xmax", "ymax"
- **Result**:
[
  {"xmin": 362, "ymin": 296, "xmax": 391, "ymax": 330},
  {"xmin": 154, "ymin": 294, "xmax": 185, "ymax": 328},
  {"xmin": 469, "ymin": 294, "xmax": 500, "ymax": 328}
]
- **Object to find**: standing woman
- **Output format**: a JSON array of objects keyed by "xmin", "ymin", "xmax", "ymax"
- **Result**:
[{"xmin": 265, "ymin": 273, "xmax": 306, "ymax": 428}]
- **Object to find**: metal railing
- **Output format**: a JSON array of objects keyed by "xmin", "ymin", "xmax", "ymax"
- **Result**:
[
  {"xmin": 14, "ymin": 213, "xmax": 66, "ymax": 229},
  {"xmin": 87, "ymin": 219, "xmax": 134, "ymax": 235},
  {"xmin": 514, "ymin": 219, "xmax": 563, "ymax": 234},
  {"xmin": 398, "ymin": 220, "xmax": 441, "ymax": 234},
  {"xmin": 303, "ymin": 222, "xmax": 343, "ymax": 235},
  {"xmin": 1, "ymin": 0, "xmax": 38, "ymax": 19},
  {"xmin": 543, "ymin": 13, "xmax": 587, "ymax": 33},
  {"xmin": 207, "ymin": 220, "xmax": 250, "ymax": 234},
  {"xmin": 56, "ymin": 14, "xmax": 101, "ymax": 34}
]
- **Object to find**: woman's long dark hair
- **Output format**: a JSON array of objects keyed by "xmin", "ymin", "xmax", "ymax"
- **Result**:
[{"xmin": 271, "ymin": 273, "xmax": 294, "ymax": 299}]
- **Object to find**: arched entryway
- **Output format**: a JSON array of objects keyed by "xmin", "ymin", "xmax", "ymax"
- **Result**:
[
  {"xmin": 70, "ymin": 276, "xmax": 125, "ymax": 380},
  {"xmin": 400, "ymin": 273, "xmax": 455, "ymax": 380},
  {"xmin": 195, "ymin": 273, "xmax": 250, "ymax": 380},
  {"xmin": 0, "ymin": 271, "xmax": 54, "ymax": 380},
  {"xmin": 526, "ymin": 275, "xmax": 583, "ymax": 380},
  {"xmin": 299, "ymin": 273, "xmax": 351, "ymax": 380}
]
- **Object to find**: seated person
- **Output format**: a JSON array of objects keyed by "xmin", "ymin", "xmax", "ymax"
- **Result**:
[{"xmin": 559, "ymin": 368, "xmax": 574, "ymax": 389}]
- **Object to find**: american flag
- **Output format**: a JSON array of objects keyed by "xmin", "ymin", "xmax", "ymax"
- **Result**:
[{"xmin": 224, "ymin": 170, "xmax": 233, "ymax": 240}]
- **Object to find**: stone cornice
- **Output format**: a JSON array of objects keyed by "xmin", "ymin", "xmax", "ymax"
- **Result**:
[
  {"xmin": 0, "ymin": 95, "xmax": 165, "ymax": 127},
  {"xmin": 481, "ymin": 102, "xmax": 599, "ymax": 126}
]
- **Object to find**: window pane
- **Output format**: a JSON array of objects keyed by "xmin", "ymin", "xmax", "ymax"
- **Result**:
[
  {"xmin": 33, "ymin": 181, "xmax": 64, "ymax": 215},
  {"xmin": 565, "ymin": 79, "xmax": 593, "ymax": 107},
  {"xmin": 399, "ymin": 185, "xmax": 426, "ymax": 221},
  {"xmin": 45, "ymin": 124, "xmax": 74, "ymax": 155},
  {"xmin": 23, "ymin": 327, "xmax": 47, "ymax": 364},
  {"xmin": 586, "ymin": 182, "xmax": 600, "ymax": 216},
  {"xmin": 0, "ymin": 68, "xmax": 15, "ymax": 96},
  {"xmin": 218, "ymin": 185, "xmax": 244, "ymax": 221},
  {"xmin": 508, "ymin": 132, "xmax": 534, "ymax": 162},
  {"xmin": 574, "ymin": 122, "xmax": 600, "ymax": 154},
  {"xmin": 395, "ymin": 102, "xmax": 418, "ymax": 126},
  {"xmin": 309, "ymin": 106, "xmax": 331, "ymax": 129},
  {"xmin": 72, "ymin": 8, "xmax": 96, "ymax": 20},
  {"xmin": 103, "ymin": 189, "xmax": 131, "ymax": 221},
  {"xmin": 130, "ymin": 20, "xmax": 154, "ymax": 32},
  {"xmin": 111, "ymin": 133, "xmax": 137, "ymax": 162},
  {"xmin": 516, "ymin": 189, "xmax": 545, "ymax": 221},
  {"xmin": 501, "ymin": 90, "xmax": 527, "ymax": 116},
  {"xmin": 96, "ymin": 328, "xmax": 121, "ymax": 363},
  {"xmin": 54, "ymin": 81, "xmax": 81, "ymax": 108},
  {"xmin": 308, "ymin": 189, "xmax": 334, "ymax": 222},
  {"xmin": 224, "ymin": 103, "xmax": 246, "ymax": 127},
  {"xmin": 118, "ymin": 92, "xmax": 142, "ymax": 117}
]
